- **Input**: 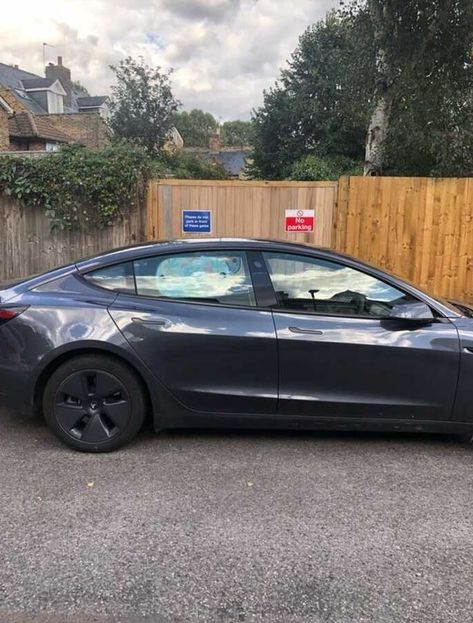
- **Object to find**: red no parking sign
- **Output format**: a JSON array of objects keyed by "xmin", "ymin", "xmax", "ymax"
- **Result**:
[{"xmin": 285, "ymin": 209, "xmax": 315, "ymax": 233}]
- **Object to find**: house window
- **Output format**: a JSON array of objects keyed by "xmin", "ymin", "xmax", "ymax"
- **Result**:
[
  {"xmin": 47, "ymin": 91, "xmax": 64, "ymax": 114},
  {"xmin": 46, "ymin": 143, "xmax": 60, "ymax": 152}
]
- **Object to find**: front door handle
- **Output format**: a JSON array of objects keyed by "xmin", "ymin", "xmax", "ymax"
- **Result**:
[{"xmin": 289, "ymin": 326, "xmax": 323, "ymax": 335}]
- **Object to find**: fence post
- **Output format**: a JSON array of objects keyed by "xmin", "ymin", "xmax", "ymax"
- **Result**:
[{"xmin": 334, "ymin": 176, "xmax": 350, "ymax": 252}]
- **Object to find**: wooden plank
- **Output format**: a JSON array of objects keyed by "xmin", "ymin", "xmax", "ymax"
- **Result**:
[{"xmin": 155, "ymin": 179, "xmax": 339, "ymax": 188}]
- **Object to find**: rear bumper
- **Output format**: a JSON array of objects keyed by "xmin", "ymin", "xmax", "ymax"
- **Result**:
[{"xmin": 0, "ymin": 367, "xmax": 34, "ymax": 416}]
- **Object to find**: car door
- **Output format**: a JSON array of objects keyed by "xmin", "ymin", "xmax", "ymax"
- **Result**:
[
  {"xmin": 262, "ymin": 251, "xmax": 460, "ymax": 421},
  {"xmin": 106, "ymin": 249, "xmax": 278, "ymax": 415}
]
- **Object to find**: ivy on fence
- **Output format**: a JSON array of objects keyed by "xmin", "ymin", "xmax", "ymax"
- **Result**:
[{"xmin": 0, "ymin": 141, "xmax": 152, "ymax": 230}]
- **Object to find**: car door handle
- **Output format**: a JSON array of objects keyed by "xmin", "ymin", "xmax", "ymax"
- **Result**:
[
  {"xmin": 289, "ymin": 326, "xmax": 323, "ymax": 335},
  {"xmin": 463, "ymin": 347, "xmax": 473, "ymax": 354},
  {"xmin": 131, "ymin": 317, "xmax": 170, "ymax": 328}
]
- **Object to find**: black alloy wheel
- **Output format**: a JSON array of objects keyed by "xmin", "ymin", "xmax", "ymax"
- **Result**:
[
  {"xmin": 43, "ymin": 355, "xmax": 146, "ymax": 452},
  {"xmin": 55, "ymin": 369, "xmax": 130, "ymax": 443}
]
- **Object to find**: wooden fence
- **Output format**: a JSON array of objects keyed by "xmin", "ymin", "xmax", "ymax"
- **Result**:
[
  {"xmin": 3, "ymin": 176, "xmax": 473, "ymax": 303},
  {"xmin": 146, "ymin": 179, "xmax": 338, "ymax": 248},
  {"xmin": 335, "ymin": 176, "xmax": 473, "ymax": 302},
  {"xmin": 0, "ymin": 195, "xmax": 145, "ymax": 281},
  {"xmin": 147, "ymin": 177, "xmax": 473, "ymax": 303}
]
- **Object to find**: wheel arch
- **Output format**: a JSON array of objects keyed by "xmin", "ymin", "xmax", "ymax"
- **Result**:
[{"xmin": 33, "ymin": 345, "xmax": 156, "ymax": 423}]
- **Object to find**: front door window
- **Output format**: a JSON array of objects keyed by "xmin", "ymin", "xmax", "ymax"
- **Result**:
[{"xmin": 262, "ymin": 252, "xmax": 432, "ymax": 319}]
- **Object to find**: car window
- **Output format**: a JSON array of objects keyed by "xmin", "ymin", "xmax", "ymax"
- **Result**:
[
  {"xmin": 83, "ymin": 262, "xmax": 135, "ymax": 293},
  {"xmin": 134, "ymin": 251, "xmax": 256, "ymax": 306},
  {"xmin": 263, "ymin": 252, "xmax": 429, "ymax": 318}
]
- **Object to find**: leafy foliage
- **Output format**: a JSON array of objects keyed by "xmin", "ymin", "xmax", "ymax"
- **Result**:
[
  {"xmin": 289, "ymin": 154, "xmax": 363, "ymax": 181},
  {"xmin": 249, "ymin": 10, "xmax": 376, "ymax": 179},
  {"xmin": 109, "ymin": 57, "xmax": 180, "ymax": 155},
  {"xmin": 0, "ymin": 139, "xmax": 229, "ymax": 230},
  {"xmin": 363, "ymin": 0, "xmax": 473, "ymax": 175},
  {"xmin": 0, "ymin": 141, "xmax": 150, "ymax": 230},
  {"xmin": 251, "ymin": 1, "xmax": 473, "ymax": 178},
  {"xmin": 72, "ymin": 80, "xmax": 90, "ymax": 97},
  {"xmin": 159, "ymin": 150, "xmax": 228, "ymax": 180},
  {"xmin": 221, "ymin": 120, "xmax": 253, "ymax": 146},
  {"xmin": 172, "ymin": 109, "xmax": 218, "ymax": 147}
]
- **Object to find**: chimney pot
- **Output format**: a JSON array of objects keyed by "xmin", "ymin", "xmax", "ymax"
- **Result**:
[{"xmin": 57, "ymin": 56, "xmax": 63, "ymax": 66}]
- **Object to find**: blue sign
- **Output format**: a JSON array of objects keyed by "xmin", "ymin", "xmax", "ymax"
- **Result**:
[{"xmin": 182, "ymin": 210, "xmax": 212, "ymax": 233}]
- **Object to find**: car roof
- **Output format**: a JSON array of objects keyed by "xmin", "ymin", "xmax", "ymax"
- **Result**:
[{"xmin": 74, "ymin": 238, "xmax": 354, "ymax": 272}]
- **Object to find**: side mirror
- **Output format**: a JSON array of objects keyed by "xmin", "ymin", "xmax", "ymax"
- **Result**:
[{"xmin": 389, "ymin": 301, "xmax": 435, "ymax": 321}]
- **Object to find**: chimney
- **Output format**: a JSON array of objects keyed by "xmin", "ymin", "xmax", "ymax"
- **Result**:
[
  {"xmin": 209, "ymin": 131, "xmax": 221, "ymax": 151},
  {"xmin": 45, "ymin": 56, "xmax": 72, "ymax": 109}
]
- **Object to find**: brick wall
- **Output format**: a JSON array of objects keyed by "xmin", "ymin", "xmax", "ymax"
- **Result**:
[
  {"xmin": 46, "ymin": 113, "xmax": 111, "ymax": 149},
  {"xmin": 0, "ymin": 109, "xmax": 9, "ymax": 150}
]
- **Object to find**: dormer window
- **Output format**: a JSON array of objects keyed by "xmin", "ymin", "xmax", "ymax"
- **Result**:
[
  {"xmin": 21, "ymin": 78, "xmax": 66, "ymax": 114},
  {"xmin": 47, "ymin": 90, "xmax": 64, "ymax": 113}
]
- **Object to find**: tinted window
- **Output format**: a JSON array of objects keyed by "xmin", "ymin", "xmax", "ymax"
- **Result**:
[
  {"xmin": 83, "ymin": 262, "xmax": 135, "ymax": 293},
  {"xmin": 263, "ymin": 252, "xmax": 427, "ymax": 318},
  {"xmin": 134, "ymin": 251, "xmax": 256, "ymax": 306}
]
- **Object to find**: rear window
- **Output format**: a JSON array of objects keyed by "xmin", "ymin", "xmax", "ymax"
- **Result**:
[{"xmin": 83, "ymin": 262, "xmax": 135, "ymax": 293}]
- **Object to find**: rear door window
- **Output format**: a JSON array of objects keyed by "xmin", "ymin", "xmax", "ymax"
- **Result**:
[{"xmin": 133, "ymin": 251, "xmax": 256, "ymax": 306}]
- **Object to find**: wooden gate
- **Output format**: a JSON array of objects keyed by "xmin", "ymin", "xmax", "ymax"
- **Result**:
[{"xmin": 146, "ymin": 179, "xmax": 338, "ymax": 247}]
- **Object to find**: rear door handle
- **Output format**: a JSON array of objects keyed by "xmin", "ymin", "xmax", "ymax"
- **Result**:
[
  {"xmin": 289, "ymin": 326, "xmax": 323, "ymax": 335},
  {"xmin": 131, "ymin": 317, "xmax": 170, "ymax": 328}
]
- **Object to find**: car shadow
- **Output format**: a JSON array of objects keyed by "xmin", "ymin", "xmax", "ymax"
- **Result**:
[{"xmin": 0, "ymin": 406, "xmax": 468, "ymax": 451}]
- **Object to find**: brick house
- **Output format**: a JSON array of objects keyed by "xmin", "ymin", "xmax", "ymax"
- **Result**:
[{"xmin": 0, "ymin": 57, "xmax": 111, "ymax": 152}]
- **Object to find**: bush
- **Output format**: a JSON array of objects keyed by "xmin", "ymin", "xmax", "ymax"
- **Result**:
[
  {"xmin": 288, "ymin": 154, "xmax": 363, "ymax": 181},
  {"xmin": 0, "ymin": 141, "xmax": 228, "ymax": 230},
  {"xmin": 159, "ymin": 150, "xmax": 228, "ymax": 180},
  {"xmin": 0, "ymin": 140, "xmax": 150, "ymax": 230}
]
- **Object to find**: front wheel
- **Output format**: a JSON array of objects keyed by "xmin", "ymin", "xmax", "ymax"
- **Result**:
[{"xmin": 43, "ymin": 354, "xmax": 146, "ymax": 452}]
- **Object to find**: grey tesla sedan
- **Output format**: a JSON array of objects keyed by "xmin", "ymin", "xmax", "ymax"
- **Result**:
[{"xmin": 1, "ymin": 238, "xmax": 473, "ymax": 452}]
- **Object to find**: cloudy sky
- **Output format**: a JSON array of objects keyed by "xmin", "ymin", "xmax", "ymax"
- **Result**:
[{"xmin": 1, "ymin": 0, "xmax": 338, "ymax": 120}]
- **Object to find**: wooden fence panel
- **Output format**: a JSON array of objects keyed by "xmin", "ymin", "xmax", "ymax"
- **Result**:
[
  {"xmin": 0, "ymin": 195, "xmax": 145, "ymax": 281},
  {"xmin": 335, "ymin": 176, "xmax": 473, "ymax": 303},
  {"xmin": 147, "ymin": 179, "xmax": 338, "ymax": 248}
]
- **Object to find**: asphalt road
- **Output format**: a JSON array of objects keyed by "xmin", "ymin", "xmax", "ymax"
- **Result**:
[{"xmin": 1, "ymin": 409, "xmax": 473, "ymax": 623}]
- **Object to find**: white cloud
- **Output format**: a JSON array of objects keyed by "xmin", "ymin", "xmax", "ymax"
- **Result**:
[{"xmin": 0, "ymin": 0, "xmax": 339, "ymax": 120}]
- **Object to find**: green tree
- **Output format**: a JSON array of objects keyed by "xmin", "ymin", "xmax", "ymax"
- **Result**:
[
  {"xmin": 249, "ymin": 10, "xmax": 375, "ymax": 179},
  {"xmin": 172, "ymin": 109, "xmax": 218, "ymax": 147},
  {"xmin": 251, "ymin": 1, "xmax": 473, "ymax": 179},
  {"xmin": 72, "ymin": 80, "xmax": 90, "ymax": 97},
  {"xmin": 159, "ymin": 150, "xmax": 228, "ymax": 179},
  {"xmin": 289, "ymin": 154, "xmax": 363, "ymax": 181},
  {"xmin": 359, "ymin": 0, "xmax": 473, "ymax": 174},
  {"xmin": 109, "ymin": 57, "xmax": 180, "ymax": 155},
  {"xmin": 221, "ymin": 120, "xmax": 253, "ymax": 146}
]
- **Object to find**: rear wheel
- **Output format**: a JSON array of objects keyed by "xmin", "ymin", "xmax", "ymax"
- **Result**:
[{"xmin": 43, "ymin": 355, "xmax": 146, "ymax": 452}]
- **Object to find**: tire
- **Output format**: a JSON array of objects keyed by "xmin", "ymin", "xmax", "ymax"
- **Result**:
[{"xmin": 43, "ymin": 354, "xmax": 146, "ymax": 452}]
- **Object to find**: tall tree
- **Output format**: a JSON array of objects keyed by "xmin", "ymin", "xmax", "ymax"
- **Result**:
[
  {"xmin": 361, "ymin": 0, "xmax": 473, "ymax": 174},
  {"xmin": 172, "ymin": 109, "xmax": 218, "ymax": 147},
  {"xmin": 109, "ymin": 57, "xmax": 180, "ymax": 154},
  {"xmin": 251, "ymin": 1, "xmax": 473, "ymax": 179},
  {"xmin": 249, "ymin": 11, "xmax": 376, "ymax": 179},
  {"xmin": 221, "ymin": 120, "xmax": 253, "ymax": 146}
]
